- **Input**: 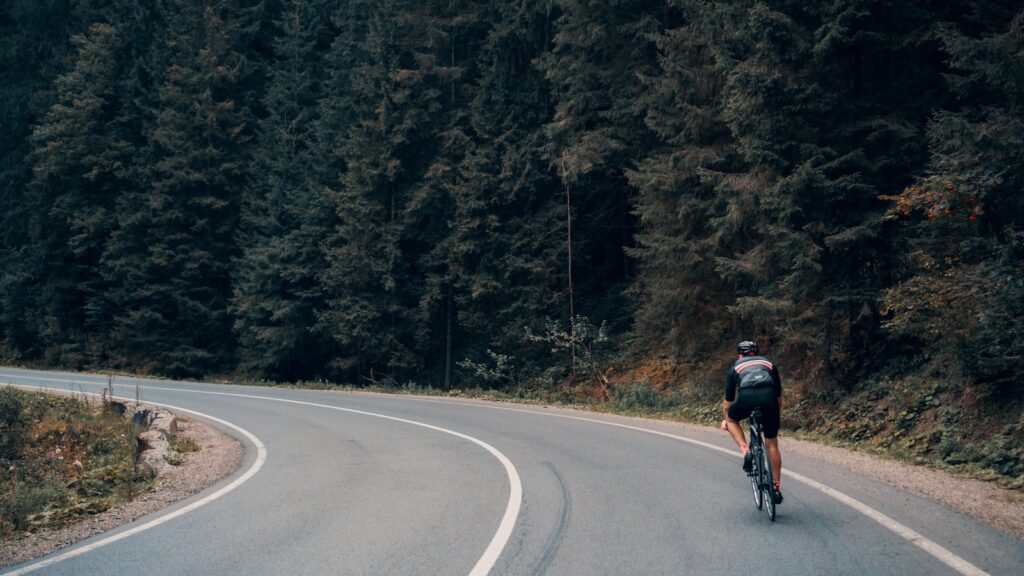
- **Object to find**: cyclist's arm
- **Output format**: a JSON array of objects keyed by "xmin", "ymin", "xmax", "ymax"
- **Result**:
[
  {"xmin": 724, "ymin": 370, "xmax": 738, "ymax": 402},
  {"xmin": 772, "ymin": 365, "xmax": 783, "ymax": 412},
  {"xmin": 722, "ymin": 370, "xmax": 739, "ymax": 427}
]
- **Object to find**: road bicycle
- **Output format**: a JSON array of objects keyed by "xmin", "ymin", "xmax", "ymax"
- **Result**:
[{"xmin": 747, "ymin": 407, "xmax": 777, "ymax": 521}]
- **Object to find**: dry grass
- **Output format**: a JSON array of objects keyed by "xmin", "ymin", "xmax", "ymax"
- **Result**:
[{"xmin": 0, "ymin": 387, "xmax": 152, "ymax": 540}]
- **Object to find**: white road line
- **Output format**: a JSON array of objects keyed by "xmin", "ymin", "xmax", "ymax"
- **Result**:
[
  {"xmin": 1, "ymin": 385, "xmax": 268, "ymax": 576},
  {"xmin": 403, "ymin": 398, "xmax": 991, "ymax": 576},
  {"xmin": 0, "ymin": 370, "xmax": 990, "ymax": 575},
  {"xmin": 0, "ymin": 375, "xmax": 522, "ymax": 576}
]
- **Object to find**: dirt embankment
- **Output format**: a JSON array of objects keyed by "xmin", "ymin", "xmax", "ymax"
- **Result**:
[{"xmin": 778, "ymin": 434, "xmax": 1024, "ymax": 539}]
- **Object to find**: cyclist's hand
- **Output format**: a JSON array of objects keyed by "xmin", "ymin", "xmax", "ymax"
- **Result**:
[{"xmin": 720, "ymin": 419, "xmax": 729, "ymax": 431}]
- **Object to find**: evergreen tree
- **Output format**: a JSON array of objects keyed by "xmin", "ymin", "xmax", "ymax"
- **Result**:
[
  {"xmin": 627, "ymin": 1, "xmax": 734, "ymax": 361},
  {"xmin": 882, "ymin": 4, "xmax": 1024, "ymax": 388},
  {"xmin": 689, "ymin": 1, "xmax": 940, "ymax": 382},
  {"xmin": 438, "ymin": 1, "xmax": 565, "ymax": 385},
  {"xmin": 25, "ymin": 22, "xmax": 130, "ymax": 366},
  {"xmin": 0, "ymin": 0, "xmax": 81, "ymax": 358},
  {"xmin": 701, "ymin": 1, "xmax": 847, "ymax": 373},
  {"xmin": 317, "ymin": 0, "xmax": 436, "ymax": 382},
  {"xmin": 103, "ymin": 0, "xmax": 258, "ymax": 377},
  {"xmin": 402, "ymin": 0, "xmax": 495, "ymax": 386},
  {"xmin": 232, "ymin": 0, "xmax": 333, "ymax": 380},
  {"xmin": 539, "ymin": 0, "xmax": 665, "ymax": 338}
]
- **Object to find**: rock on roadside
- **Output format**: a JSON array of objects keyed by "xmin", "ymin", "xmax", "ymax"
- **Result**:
[{"xmin": 118, "ymin": 401, "xmax": 181, "ymax": 477}]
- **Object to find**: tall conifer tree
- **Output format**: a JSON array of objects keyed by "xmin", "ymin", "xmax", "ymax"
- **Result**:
[
  {"xmin": 318, "ymin": 0, "xmax": 435, "ymax": 381},
  {"xmin": 0, "ymin": 0, "xmax": 81, "ymax": 358},
  {"xmin": 26, "ymin": 23, "xmax": 130, "ymax": 365},
  {"xmin": 882, "ymin": 4, "xmax": 1024, "ymax": 386},
  {"xmin": 103, "ymin": 0, "xmax": 258, "ymax": 376},
  {"xmin": 539, "ymin": 0, "xmax": 664, "ymax": 330},
  {"xmin": 438, "ymin": 1, "xmax": 564, "ymax": 382},
  {"xmin": 627, "ymin": 1, "xmax": 734, "ymax": 361},
  {"xmin": 232, "ymin": 0, "xmax": 332, "ymax": 380}
]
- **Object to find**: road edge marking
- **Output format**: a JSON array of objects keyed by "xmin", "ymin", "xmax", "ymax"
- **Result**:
[
  {"xmin": 421, "ymin": 400, "xmax": 991, "ymax": 576},
  {"xmin": 1, "ymin": 384, "xmax": 268, "ymax": 576},
  {"xmin": 4, "ymin": 370, "xmax": 986, "ymax": 575},
  {"xmin": 0, "ymin": 375, "xmax": 522, "ymax": 576},
  {"xmin": 141, "ymin": 386, "xmax": 523, "ymax": 576}
]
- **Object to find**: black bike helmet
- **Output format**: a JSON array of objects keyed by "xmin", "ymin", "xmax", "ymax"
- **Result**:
[{"xmin": 737, "ymin": 340, "xmax": 759, "ymax": 355}]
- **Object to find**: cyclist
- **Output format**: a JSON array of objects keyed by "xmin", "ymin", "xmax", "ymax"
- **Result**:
[{"xmin": 721, "ymin": 340, "xmax": 784, "ymax": 504}]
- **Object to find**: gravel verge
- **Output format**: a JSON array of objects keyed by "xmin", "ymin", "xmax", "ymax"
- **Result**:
[
  {"xmin": 0, "ymin": 416, "xmax": 243, "ymax": 569},
  {"xmin": 778, "ymin": 435, "xmax": 1024, "ymax": 539}
]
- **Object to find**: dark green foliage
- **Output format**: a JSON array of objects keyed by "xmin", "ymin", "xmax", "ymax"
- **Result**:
[
  {"xmin": 26, "ymin": 23, "xmax": 130, "ymax": 366},
  {"xmin": 882, "ymin": 5, "xmax": 1024, "ymax": 388},
  {"xmin": 101, "ymin": 0, "xmax": 258, "ymax": 377},
  {"xmin": 627, "ymin": 2, "xmax": 734, "ymax": 361},
  {"xmin": 0, "ymin": 0, "xmax": 82, "ymax": 358},
  {"xmin": 232, "ymin": 0, "xmax": 333, "ymax": 381},
  {"xmin": 0, "ymin": 0, "xmax": 1020, "ymax": 434},
  {"xmin": 539, "ymin": 0, "xmax": 666, "ymax": 329},
  {"xmin": 629, "ymin": 0, "xmax": 962, "ymax": 390},
  {"xmin": 428, "ymin": 1, "xmax": 563, "ymax": 385},
  {"xmin": 317, "ymin": 0, "xmax": 435, "ymax": 380}
]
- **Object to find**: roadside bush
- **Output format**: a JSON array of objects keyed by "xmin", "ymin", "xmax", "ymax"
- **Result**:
[
  {"xmin": 1, "ymin": 387, "xmax": 30, "ymax": 461},
  {"xmin": 612, "ymin": 380, "xmax": 683, "ymax": 414},
  {"xmin": 0, "ymin": 480, "xmax": 65, "ymax": 535},
  {"xmin": 0, "ymin": 389, "xmax": 151, "ymax": 540}
]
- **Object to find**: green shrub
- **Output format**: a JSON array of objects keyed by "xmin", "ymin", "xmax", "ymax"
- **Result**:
[
  {"xmin": 0, "ymin": 389, "xmax": 152, "ymax": 540},
  {"xmin": 612, "ymin": 380, "xmax": 682, "ymax": 414},
  {"xmin": 0, "ymin": 480, "xmax": 66, "ymax": 535},
  {"xmin": 0, "ymin": 387, "xmax": 29, "ymax": 461}
]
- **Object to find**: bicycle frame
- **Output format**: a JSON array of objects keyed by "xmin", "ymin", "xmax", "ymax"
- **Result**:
[{"xmin": 748, "ymin": 408, "xmax": 776, "ymax": 521}]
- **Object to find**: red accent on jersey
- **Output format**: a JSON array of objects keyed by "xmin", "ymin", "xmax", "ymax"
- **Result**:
[{"xmin": 735, "ymin": 360, "xmax": 773, "ymax": 373}]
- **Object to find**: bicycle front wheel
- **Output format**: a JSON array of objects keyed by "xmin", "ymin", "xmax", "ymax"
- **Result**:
[
  {"xmin": 749, "ymin": 445, "xmax": 763, "ymax": 510},
  {"xmin": 761, "ymin": 447, "xmax": 776, "ymax": 521}
]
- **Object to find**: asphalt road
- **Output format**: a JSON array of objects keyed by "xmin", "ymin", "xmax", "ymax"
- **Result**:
[{"xmin": 1, "ymin": 367, "xmax": 1021, "ymax": 575}]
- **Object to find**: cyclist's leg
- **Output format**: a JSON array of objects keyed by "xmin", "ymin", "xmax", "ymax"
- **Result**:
[
  {"xmin": 725, "ymin": 418, "xmax": 747, "ymax": 450},
  {"xmin": 761, "ymin": 394, "xmax": 782, "ymax": 491},
  {"xmin": 764, "ymin": 437, "xmax": 782, "ymax": 489},
  {"xmin": 725, "ymin": 398, "xmax": 752, "ymax": 450}
]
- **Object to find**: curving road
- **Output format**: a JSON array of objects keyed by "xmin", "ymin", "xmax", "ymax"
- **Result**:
[{"xmin": 1, "ymin": 367, "xmax": 1021, "ymax": 575}]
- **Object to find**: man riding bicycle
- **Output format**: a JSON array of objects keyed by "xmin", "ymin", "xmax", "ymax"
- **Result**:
[{"xmin": 721, "ymin": 340, "xmax": 784, "ymax": 504}]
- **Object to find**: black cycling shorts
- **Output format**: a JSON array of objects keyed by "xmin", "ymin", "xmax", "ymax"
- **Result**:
[{"xmin": 727, "ymin": 387, "xmax": 780, "ymax": 439}]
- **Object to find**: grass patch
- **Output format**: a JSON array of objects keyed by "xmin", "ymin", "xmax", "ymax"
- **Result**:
[
  {"xmin": 0, "ymin": 387, "xmax": 152, "ymax": 539},
  {"xmin": 171, "ymin": 436, "xmax": 200, "ymax": 454}
]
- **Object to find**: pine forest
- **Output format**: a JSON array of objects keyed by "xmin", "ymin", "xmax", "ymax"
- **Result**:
[{"xmin": 2, "ymin": 1, "xmax": 1022, "ymax": 482}]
